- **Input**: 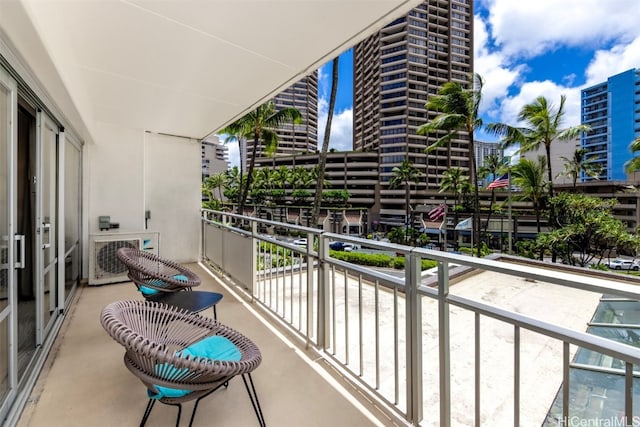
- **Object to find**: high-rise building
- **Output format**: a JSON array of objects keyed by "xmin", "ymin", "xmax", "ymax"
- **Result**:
[
  {"xmin": 353, "ymin": 0, "xmax": 473, "ymax": 226},
  {"xmin": 521, "ymin": 136, "xmax": 580, "ymax": 185},
  {"xmin": 475, "ymin": 140, "xmax": 501, "ymax": 186},
  {"xmin": 201, "ymin": 135, "xmax": 229, "ymax": 179},
  {"xmin": 475, "ymin": 140, "xmax": 501, "ymax": 169},
  {"xmin": 245, "ymin": 72, "xmax": 318, "ymax": 164},
  {"xmin": 581, "ymin": 68, "xmax": 640, "ymax": 182}
]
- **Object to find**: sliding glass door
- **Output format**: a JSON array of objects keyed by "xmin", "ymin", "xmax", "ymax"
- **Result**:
[
  {"xmin": 0, "ymin": 64, "xmax": 17, "ymax": 418},
  {"xmin": 0, "ymin": 61, "xmax": 79, "ymax": 421},
  {"xmin": 35, "ymin": 112, "xmax": 59, "ymax": 341}
]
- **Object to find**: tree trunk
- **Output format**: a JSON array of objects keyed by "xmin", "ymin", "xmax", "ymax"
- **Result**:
[
  {"xmin": 484, "ymin": 189, "xmax": 495, "ymax": 233},
  {"xmin": 468, "ymin": 132, "xmax": 481, "ymax": 257},
  {"xmin": 546, "ymin": 143, "xmax": 554, "ymax": 197},
  {"xmin": 238, "ymin": 130, "xmax": 260, "ymax": 216},
  {"xmin": 311, "ymin": 56, "xmax": 339, "ymax": 227}
]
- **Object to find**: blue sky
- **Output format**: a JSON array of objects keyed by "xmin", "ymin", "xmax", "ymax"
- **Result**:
[{"xmin": 316, "ymin": 0, "xmax": 640, "ymax": 151}]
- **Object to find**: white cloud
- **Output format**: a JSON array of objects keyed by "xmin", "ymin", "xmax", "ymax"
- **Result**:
[
  {"xmin": 226, "ymin": 137, "xmax": 240, "ymax": 168},
  {"xmin": 317, "ymin": 103, "xmax": 353, "ymax": 152},
  {"xmin": 485, "ymin": 0, "xmax": 640, "ymax": 59},
  {"xmin": 585, "ymin": 35, "xmax": 640, "ymax": 85},
  {"xmin": 476, "ymin": 1, "xmax": 640, "ymax": 134},
  {"xmin": 473, "ymin": 15, "xmax": 524, "ymax": 119},
  {"xmin": 496, "ymin": 80, "xmax": 582, "ymax": 128}
]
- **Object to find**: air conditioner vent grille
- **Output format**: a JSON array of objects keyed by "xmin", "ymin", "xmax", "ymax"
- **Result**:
[
  {"xmin": 96, "ymin": 240, "xmax": 138, "ymax": 275},
  {"xmin": 89, "ymin": 231, "xmax": 159, "ymax": 285}
]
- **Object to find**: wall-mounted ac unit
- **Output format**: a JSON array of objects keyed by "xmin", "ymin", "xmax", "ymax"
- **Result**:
[{"xmin": 88, "ymin": 231, "xmax": 160, "ymax": 285}]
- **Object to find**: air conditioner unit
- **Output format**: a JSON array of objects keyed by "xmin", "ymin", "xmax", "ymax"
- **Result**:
[{"xmin": 88, "ymin": 231, "xmax": 160, "ymax": 285}]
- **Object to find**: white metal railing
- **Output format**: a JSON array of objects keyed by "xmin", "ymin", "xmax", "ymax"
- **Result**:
[{"xmin": 201, "ymin": 209, "xmax": 640, "ymax": 426}]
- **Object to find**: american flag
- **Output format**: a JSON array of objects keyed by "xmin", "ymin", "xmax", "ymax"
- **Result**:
[
  {"xmin": 487, "ymin": 173, "xmax": 509, "ymax": 190},
  {"xmin": 428, "ymin": 204, "xmax": 446, "ymax": 221}
]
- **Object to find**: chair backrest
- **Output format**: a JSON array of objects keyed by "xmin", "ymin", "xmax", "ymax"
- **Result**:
[
  {"xmin": 101, "ymin": 300, "xmax": 262, "ymax": 392},
  {"xmin": 116, "ymin": 247, "xmax": 201, "ymax": 294}
]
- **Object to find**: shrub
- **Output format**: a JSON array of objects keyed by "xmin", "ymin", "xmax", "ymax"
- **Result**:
[
  {"xmin": 331, "ymin": 251, "xmax": 393, "ymax": 267},
  {"xmin": 392, "ymin": 257, "xmax": 405, "ymax": 269},
  {"xmin": 421, "ymin": 259, "xmax": 437, "ymax": 270},
  {"xmin": 331, "ymin": 251, "xmax": 438, "ymax": 271}
]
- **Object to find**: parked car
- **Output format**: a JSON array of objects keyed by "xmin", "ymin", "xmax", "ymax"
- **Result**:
[
  {"xmin": 292, "ymin": 238, "xmax": 308, "ymax": 247},
  {"xmin": 329, "ymin": 241, "xmax": 355, "ymax": 252},
  {"xmin": 607, "ymin": 258, "xmax": 640, "ymax": 271}
]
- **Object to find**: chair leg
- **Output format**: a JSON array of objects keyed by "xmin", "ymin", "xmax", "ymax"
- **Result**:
[
  {"xmin": 242, "ymin": 373, "xmax": 266, "ymax": 427},
  {"xmin": 140, "ymin": 399, "xmax": 156, "ymax": 427},
  {"xmin": 175, "ymin": 404, "xmax": 182, "ymax": 427},
  {"xmin": 187, "ymin": 385, "xmax": 223, "ymax": 427}
]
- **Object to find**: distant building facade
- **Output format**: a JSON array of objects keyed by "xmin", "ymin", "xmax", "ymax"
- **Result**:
[
  {"xmin": 201, "ymin": 135, "xmax": 229, "ymax": 179},
  {"xmin": 244, "ymin": 72, "xmax": 318, "ymax": 165},
  {"xmin": 581, "ymin": 68, "xmax": 640, "ymax": 182},
  {"xmin": 475, "ymin": 140, "xmax": 501, "ymax": 185},
  {"xmin": 520, "ymin": 136, "xmax": 580, "ymax": 186},
  {"xmin": 353, "ymin": 0, "xmax": 473, "ymax": 226}
]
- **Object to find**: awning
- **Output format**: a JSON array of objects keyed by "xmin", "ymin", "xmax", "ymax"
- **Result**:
[{"xmin": 455, "ymin": 217, "xmax": 473, "ymax": 230}]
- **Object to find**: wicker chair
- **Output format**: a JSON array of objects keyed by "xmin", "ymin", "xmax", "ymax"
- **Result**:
[
  {"xmin": 117, "ymin": 247, "xmax": 201, "ymax": 295},
  {"xmin": 101, "ymin": 300, "xmax": 265, "ymax": 427},
  {"xmin": 116, "ymin": 248, "xmax": 222, "ymax": 319}
]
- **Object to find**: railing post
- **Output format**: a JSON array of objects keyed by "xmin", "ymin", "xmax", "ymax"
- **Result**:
[
  {"xmin": 250, "ymin": 221, "xmax": 258, "ymax": 300},
  {"xmin": 306, "ymin": 232, "xmax": 314, "ymax": 348},
  {"xmin": 200, "ymin": 211, "xmax": 205, "ymax": 262},
  {"xmin": 317, "ymin": 234, "xmax": 330, "ymax": 349},
  {"xmin": 438, "ymin": 261, "xmax": 451, "ymax": 427},
  {"xmin": 405, "ymin": 251, "xmax": 423, "ymax": 424}
]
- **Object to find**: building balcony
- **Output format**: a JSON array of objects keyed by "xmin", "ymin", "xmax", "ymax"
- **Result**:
[
  {"xmin": 17, "ymin": 262, "xmax": 385, "ymax": 427},
  {"xmin": 17, "ymin": 211, "xmax": 640, "ymax": 426}
]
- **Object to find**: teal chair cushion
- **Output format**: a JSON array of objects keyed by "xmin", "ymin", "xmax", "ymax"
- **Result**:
[
  {"xmin": 138, "ymin": 274, "xmax": 189, "ymax": 296},
  {"xmin": 148, "ymin": 336, "xmax": 241, "ymax": 399}
]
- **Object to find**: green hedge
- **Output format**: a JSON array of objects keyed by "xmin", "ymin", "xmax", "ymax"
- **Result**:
[
  {"xmin": 331, "ymin": 251, "xmax": 393, "ymax": 267},
  {"xmin": 330, "ymin": 251, "xmax": 437, "ymax": 271}
]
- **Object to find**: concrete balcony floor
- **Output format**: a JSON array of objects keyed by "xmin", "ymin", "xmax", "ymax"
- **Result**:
[{"xmin": 17, "ymin": 263, "xmax": 395, "ymax": 427}]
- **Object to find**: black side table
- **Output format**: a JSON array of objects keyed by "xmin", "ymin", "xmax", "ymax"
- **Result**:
[{"xmin": 148, "ymin": 291, "xmax": 223, "ymax": 320}]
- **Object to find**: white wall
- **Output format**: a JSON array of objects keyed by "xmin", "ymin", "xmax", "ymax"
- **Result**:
[
  {"xmin": 87, "ymin": 124, "xmax": 201, "ymax": 269},
  {"xmin": 87, "ymin": 122, "xmax": 146, "ymax": 233},
  {"xmin": 144, "ymin": 132, "xmax": 201, "ymax": 262}
]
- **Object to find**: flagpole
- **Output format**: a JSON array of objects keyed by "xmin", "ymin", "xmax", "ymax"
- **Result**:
[{"xmin": 443, "ymin": 200, "xmax": 448, "ymax": 251}]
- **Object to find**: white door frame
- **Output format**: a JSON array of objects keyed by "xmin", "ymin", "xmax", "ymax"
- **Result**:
[{"xmin": 0, "ymin": 60, "xmax": 18, "ymax": 421}]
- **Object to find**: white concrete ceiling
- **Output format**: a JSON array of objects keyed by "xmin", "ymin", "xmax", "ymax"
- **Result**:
[{"xmin": 0, "ymin": 0, "xmax": 421, "ymax": 142}]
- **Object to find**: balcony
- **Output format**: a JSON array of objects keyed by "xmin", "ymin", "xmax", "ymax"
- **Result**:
[
  {"xmin": 17, "ymin": 263, "xmax": 387, "ymax": 427},
  {"xmin": 17, "ymin": 211, "xmax": 640, "ymax": 426}
]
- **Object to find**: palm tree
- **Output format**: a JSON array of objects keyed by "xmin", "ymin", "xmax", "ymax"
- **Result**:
[
  {"xmin": 511, "ymin": 156, "xmax": 548, "ymax": 233},
  {"xmin": 439, "ymin": 168, "xmax": 469, "ymax": 207},
  {"xmin": 417, "ymin": 73, "xmax": 483, "ymax": 256},
  {"xmin": 312, "ymin": 56, "xmax": 339, "ymax": 227},
  {"xmin": 223, "ymin": 166, "xmax": 243, "ymax": 204},
  {"xmin": 290, "ymin": 167, "xmax": 312, "ymax": 192},
  {"xmin": 207, "ymin": 172, "xmax": 226, "ymax": 204},
  {"xmin": 478, "ymin": 153, "xmax": 506, "ymax": 232},
  {"xmin": 254, "ymin": 168, "xmax": 271, "ymax": 191},
  {"xmin": 219, "ymin": 101, "xmax": 301, "ymax": 215},
  {"xmin": 624, "ymin": 137, "xmax": 640, "ymax": 175},
  {"xmin": 559, "ymin": 148, "xmax": 602, "ymax": 188},
  {"xmin": 221, "ymin": 130, "xmax": 246, "ymax": 197},
  {"xmin": 390, "ymin": 160, "xmax": 422, "ymax": 243},
  {"xmin": 487, "ymin": 95, "xmax": 590, "ymax": 197}
]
